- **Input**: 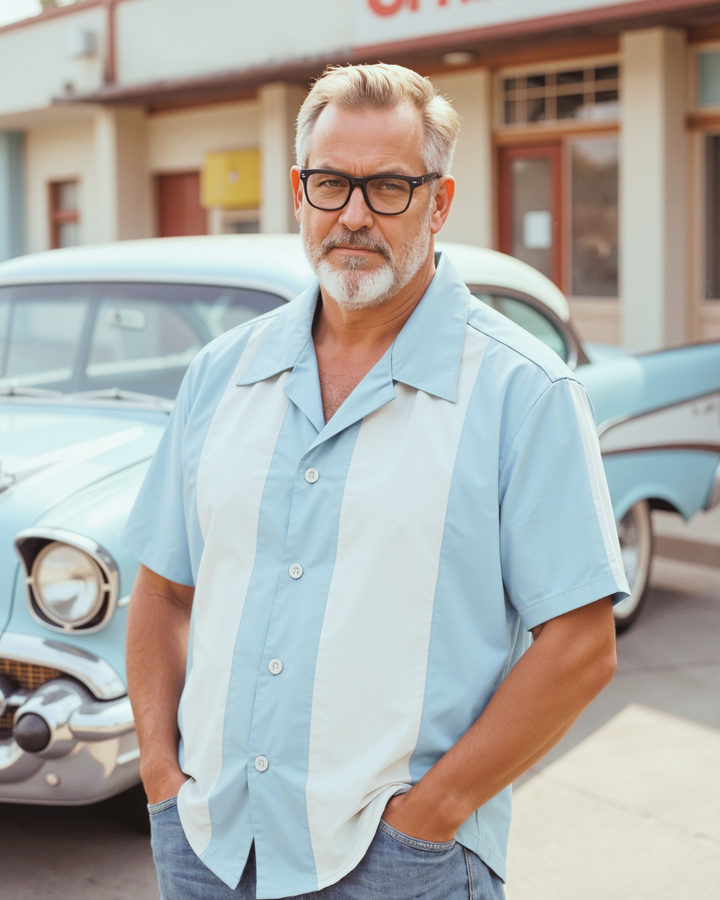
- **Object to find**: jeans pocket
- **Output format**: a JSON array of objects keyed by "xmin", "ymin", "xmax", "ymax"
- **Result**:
[
  {"xmin": 147, "ymin": 795, "xmax": 178, "ymax": 816},
  {"xmin": 378, "ymin": 819, "xmax": 456, "ymax": 853}
]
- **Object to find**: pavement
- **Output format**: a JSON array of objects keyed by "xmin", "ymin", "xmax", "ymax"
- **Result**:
[{"xmin": 506, "ymin": 507, "xmax": 720, "ymax": 900}]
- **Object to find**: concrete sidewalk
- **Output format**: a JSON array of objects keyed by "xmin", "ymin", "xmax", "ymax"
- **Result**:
[{"xmin": 505, "ymin": 705, "xmax": 720, "ymax": 900}]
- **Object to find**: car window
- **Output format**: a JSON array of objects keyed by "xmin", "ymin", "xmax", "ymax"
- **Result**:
[
  {"xmin": 80, "ymin": 283, "xmax": 285, "ymax": 398},
  {"xmin": 0, "ymin": 282, "xmax": 287, "ymax": 400},
  {"xmin": 472, "ymin": 291, "xmax": 569, "ymax": 362},
  {"xmin": 0, "ymin": 286, "xmax": 90, "ymax": 391}
]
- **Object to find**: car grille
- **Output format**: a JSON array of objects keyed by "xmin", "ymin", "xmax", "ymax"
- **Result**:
[{"xmin": 0, "ymin": 659, "xmax": 61, "ymax": 739}]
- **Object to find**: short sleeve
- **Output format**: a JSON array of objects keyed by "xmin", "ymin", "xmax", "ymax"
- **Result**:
[
  {"xmin": 499, "ymin": 377, "xmax": 630, "ymax": 631},
  {"xmin": 120, "ymin": 368, "xmax": 196, "ymax": 586}
]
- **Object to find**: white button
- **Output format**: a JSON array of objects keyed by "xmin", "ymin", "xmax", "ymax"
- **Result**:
[
  {"xmin": 254, "ymin": 756, "xmax": 269, "ymax": 772},
  {"xmin": 289, "ymin": 563, "xmax": 303, "ymax": 579},
  {"xmin": 268, "ymin": 658, "xmax": 283, "ymax": 675},
  {"xmin": 304, "ymin": 468, "xmax": 319, "ymax": 484}
]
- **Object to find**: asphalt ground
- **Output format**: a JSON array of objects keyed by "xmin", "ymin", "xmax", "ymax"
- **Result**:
[{"xmin": 1, "ymin": 539, "xmax": 718, "ymax": 900}]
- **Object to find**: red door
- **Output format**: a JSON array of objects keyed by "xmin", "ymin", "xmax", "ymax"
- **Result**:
[
  {"xmin": 156, "ymin": 172, "xmax": 207, "ymax": 237},
  {"xmin": 498, "ymin": 145, "xmax": 563, "ymax": 288}
]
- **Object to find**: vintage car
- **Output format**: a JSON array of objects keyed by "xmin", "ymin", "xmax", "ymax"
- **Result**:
[{"xmin": 0, "ymin": 235, "xmax": 719, "ymax": 820}]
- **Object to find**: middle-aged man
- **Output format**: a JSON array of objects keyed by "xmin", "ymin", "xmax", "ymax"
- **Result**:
[{"xmin": 123, "ymin": 64, "xmax": 628, "ymax": 900}]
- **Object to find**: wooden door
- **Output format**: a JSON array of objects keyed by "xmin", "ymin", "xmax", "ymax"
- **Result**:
[
  {"xmin": 498, "ymin": 144, "xmax": 563, "ymax": 288},
  {"xmin": 156, "ymin": 172, "xmax": 207, "ymax": 237}
]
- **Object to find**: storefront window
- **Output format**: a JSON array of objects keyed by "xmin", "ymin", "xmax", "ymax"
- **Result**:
[
  {"xmin": 698, "ymin": 51, "xmax": 720, "ymax": 107},
  {"xmin": 502, "ymin": 64, "xmax": 619, "ymax": 127},
  {"xmin": 570, "ymin": 138, "xmax": 619, "ymax": 297},
  {"xmin": 705, "ymin": 135, "xmax": 720, "ymax": 300}
]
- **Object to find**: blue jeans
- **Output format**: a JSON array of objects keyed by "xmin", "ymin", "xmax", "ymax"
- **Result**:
[{"xmin": 149, "ymin": 797, "xmax": 505, "ymax": 900}]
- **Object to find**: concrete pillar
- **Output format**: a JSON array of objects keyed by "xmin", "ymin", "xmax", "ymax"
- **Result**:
[
  {"xmin": 0, "ymin": 132, "xmax": 25, "ymax": 262},
  {"xmin": 431, "ymin": 69, "xmax": 493, "ymax": 249},
  {"xmin": 259, "ymin": 82, "xmax": 306, "ymax": 234},
  {"xmin": 620, "ymin": 28, "xmax": 687, "ymax": 350},
  {"xmin": 93, "ymin": 107, "xmax": 152, "ymax": 243}
]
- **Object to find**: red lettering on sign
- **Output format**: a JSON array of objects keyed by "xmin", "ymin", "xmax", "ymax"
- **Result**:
[{"xmin": 367, "ymin": 0, "xmax": 419, "ymax": 16}]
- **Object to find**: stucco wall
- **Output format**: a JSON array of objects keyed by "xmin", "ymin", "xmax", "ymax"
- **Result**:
[
  {"xmin": 147, "ymin": 101, "xmax": 261, "ymax": 173},
  {"xmin": 117, "ymin": 0, "xmax": 352, "ymax": 86},
  {"xmin": 25, "ymin": 119, "xmax": 96, "ymax": 252}
]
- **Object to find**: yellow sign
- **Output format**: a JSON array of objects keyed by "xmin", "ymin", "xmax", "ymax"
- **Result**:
[{"xmin": 202, "ymin": 149, "xmax": 260, "ymax": 209}]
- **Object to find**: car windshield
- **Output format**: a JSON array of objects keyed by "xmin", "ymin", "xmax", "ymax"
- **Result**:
[
  {"xmin": 471, "ymin": 291, "xmax": 569, "ymax": 362},
  {"xmin": 0, "ymin": 283, "xmax": 286, "ymax": 401}
]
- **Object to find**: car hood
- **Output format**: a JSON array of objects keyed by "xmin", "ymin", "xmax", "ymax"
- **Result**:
[{"xmin": 0, "ymin": 402, "xmax": 167, "ymax": 629}]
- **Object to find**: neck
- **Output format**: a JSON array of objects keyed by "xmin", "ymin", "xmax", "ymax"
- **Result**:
[{"xmin": 313, "ymin": 249, "xmax": 436, "ymax": 354}]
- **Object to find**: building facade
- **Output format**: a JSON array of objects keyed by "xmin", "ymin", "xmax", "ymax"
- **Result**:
[{"xmin": 1, "ymin": 0, "xmax": 720, "ymax": 349}]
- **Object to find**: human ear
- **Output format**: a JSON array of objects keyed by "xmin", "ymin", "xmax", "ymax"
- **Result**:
[
  {"xmin": 291, "ymin": 167, "xmax": 303, "ymax": 224},
  {"xmin": 430, "ymin": 176, "xmax": 455, "ymax": 235}
]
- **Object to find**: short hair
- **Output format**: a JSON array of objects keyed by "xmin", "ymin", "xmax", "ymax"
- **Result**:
[{"xmin": 296, "ymin": 63, "xmax": 460, "ymax": 176}]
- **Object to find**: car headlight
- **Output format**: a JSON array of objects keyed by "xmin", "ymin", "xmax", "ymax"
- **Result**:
[{"xmin": 31, "ymin": 542, "xmax": 106, "ymax": 627}]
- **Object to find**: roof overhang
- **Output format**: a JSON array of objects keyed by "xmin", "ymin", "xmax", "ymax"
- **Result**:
[{"xmin": 54, "ymin": 0, "xmax": 720, "ymax": 113}]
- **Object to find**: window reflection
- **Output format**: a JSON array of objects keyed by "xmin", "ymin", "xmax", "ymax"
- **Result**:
[{"xmin": 570, "ymin": 138, "xmax": 619, "ymax": 298}]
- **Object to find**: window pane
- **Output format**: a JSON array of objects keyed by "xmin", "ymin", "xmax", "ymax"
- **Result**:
[
  {"xmin": 557, "ymin": 69, "xmax": 584, "ymax": 85},
  {"xmin": 473, "ymin": 292, "xmax": 567, "ymax": 362},
  {"xmin": 705, "ymin": 135, "xmax": 720, "ymax": 299},
  {"xmin": 699, "ymin": 51, "xmax": 720, "ymax": 107},
  {"xmin": 595, "ymin": 65, "xmax": 618, "ymax": 81},
  {"xmin": 509, "ymin": 157, "xmax": 553, "ymax": 280},
  {"xmin": 504, "ymin": 100, "xmax": 518, "ymax": 125},
  {"xmin": 570, "ymin": 138, "xmax": 619, "ymax": 297},
  {"xmin": 56, "ymin": 181, "xmax": 78, "ymax": 211},
  {"xmin": 2, "ymin": 291, "xmax": 88, "ymax": 389},
  {"xmin": 58, "ymin": 221, "xmax": 80, "ymax": 248},
  {"xmin": 557, "ymin": 94, "xmax": 585, "ymax": 119},
  {"xmin": 83, "ymin": 283, "xmax": 285, "ymax": 398},
  {"xmin": 527, "ymin": 97, "xmax": 546, "ymax": 123}
]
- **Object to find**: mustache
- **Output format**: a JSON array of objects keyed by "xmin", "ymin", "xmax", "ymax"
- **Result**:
[{"xmin": 320, "ymin": 230, "xmax": 392, "ymax": 260}]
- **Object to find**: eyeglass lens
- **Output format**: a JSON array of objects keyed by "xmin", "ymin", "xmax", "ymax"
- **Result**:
[{"xmin": 305, "ymin": 173, "xmax": 413, "ymax": 214}]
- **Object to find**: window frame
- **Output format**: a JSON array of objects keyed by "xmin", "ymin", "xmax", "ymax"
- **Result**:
[{"xmin": 48, "ymin": 180, "xmax": 81, "ymax": 250}]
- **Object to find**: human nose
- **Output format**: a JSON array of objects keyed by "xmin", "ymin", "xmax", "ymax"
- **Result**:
[{"xmin": 338, "ymin": 184, "xmax": 374, "ymax": 231}]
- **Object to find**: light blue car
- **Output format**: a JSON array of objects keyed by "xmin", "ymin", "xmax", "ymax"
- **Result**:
[{"xmin": 0, "ymin": 235, "xmax": 718, "ymax": 818}]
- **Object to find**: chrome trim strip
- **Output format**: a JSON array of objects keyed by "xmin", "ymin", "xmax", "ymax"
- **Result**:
[
  {"xmin": 14, "ymin": 527, "xmax": 120, "ymax": 635},
  {"xmin": 598, "ymin": 390, "xmax": 720, "ymax": 456},
  {"xmin": 708, "ymin": 461, "xmax": 720, "ymax": 510},
  {"xmin": 0, "ymin": 633, "xmax": 126, "ymax": 701}
]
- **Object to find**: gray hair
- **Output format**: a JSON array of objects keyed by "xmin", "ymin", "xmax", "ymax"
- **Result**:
[{"xmin": 296, "ymin": 63, "xmax": 460, "ymax": 176}]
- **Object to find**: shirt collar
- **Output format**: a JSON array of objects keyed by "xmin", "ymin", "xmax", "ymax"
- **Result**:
[{"xmin": 237, "ymin": 251, "xmax": 471, "ymax": 404}]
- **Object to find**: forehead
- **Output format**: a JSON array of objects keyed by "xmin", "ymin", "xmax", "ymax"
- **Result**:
[{"xmin": 306, "ymin": 102, "xmax": 425, "ymax": 174}]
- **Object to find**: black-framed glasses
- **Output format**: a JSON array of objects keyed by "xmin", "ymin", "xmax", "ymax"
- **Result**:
[{"xmin": 299, "ymin": 169, "xmax": 440, "ymax": 216}]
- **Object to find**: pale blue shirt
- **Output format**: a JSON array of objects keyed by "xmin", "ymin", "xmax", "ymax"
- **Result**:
[{"xmin": 122, "ymin": 253, "xmax": 629, "ymax": 899}]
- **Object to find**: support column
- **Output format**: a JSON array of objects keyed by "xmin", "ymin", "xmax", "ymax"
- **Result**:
[
  {"xmin": 259, "ymin": 83, "xmax": 306, "ymax": 234},
  {"xmin": 620, "ymin": 27, "xmax": 687, "ymax": 349},
  {"xmin": 93, "ymin": 107, "xmax": 152, "ymax": 243},
  {"xmin": 0, "ymin": 132, "xmax": 25, "ymax": 262},
  {"xmin": 431, "ymin": 69, "xmax": 493, "ymax": 248}
]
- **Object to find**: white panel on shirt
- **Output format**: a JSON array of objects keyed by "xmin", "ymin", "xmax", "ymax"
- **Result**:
[
  {"xmin": 568, "ymin": 380, "xmax": 625, "ymax": 580},
  {"xmin": 178, "ymin": 318, "xmax": 288, "ymax": 854},
  {"xmin": 305, "ymin": 326, "xmax": 490, "ymax": 888}
]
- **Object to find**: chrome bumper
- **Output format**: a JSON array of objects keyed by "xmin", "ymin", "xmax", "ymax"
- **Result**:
[{"xmin": 0, "ymin": 632, "xmax": 139, "ymax": 804}]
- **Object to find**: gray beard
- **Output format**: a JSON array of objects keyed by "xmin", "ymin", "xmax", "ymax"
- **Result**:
[{"xmin": 301, "ymin": 210, "xmax": 433, "ymax": 311}]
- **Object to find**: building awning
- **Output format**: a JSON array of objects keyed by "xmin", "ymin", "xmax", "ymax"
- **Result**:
[{"xmin": 55, "ymin": 0, "xmax": 720, "ymax": 113}]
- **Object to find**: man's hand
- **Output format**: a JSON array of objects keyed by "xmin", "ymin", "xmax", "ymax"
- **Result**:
[
  {"xmin": 143, "ymin": 764, "xmax": 190, "ymax": 806},
  {"xmin": 126, "ymin": 564, "xmax": 195, "ymax": 807},
  {"xmin": 382, "ymin": 597, "xmax": 616, "ymax": 841},
  {"xmin": 381, "ymin": 790, "xmax": 458, "ymax": 843}
]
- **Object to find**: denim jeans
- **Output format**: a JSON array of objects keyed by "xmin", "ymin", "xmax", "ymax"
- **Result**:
[{"xmin": 149, "ymin": 796, "xmax": 505, "ymax": 900}]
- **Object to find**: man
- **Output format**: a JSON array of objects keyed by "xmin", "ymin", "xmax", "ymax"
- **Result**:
[{"xmin": 123, "ymin": 64, "xmax": 628, "ymax": 900}]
